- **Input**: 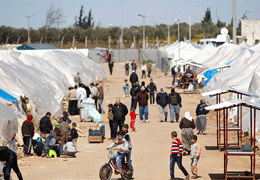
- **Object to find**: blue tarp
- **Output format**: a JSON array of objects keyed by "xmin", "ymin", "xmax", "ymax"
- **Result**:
[
  {"xmin": 17, "ymin": 43, "xmax": 60, "ymax": 50},
  {"xmin": 0, "ymin": 89, "xmax": 18, "ymax": 104},
  {"xmin": 203, "ymin": 60, "xmax": 235, "ymax": 86}
]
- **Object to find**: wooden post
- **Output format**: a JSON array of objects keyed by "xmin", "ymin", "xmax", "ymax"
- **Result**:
[
  {"xmin": 5, "ymin": 37, "xmax": 9, "ymax": 44},
  {"xmin": 17, "ymin": 37, "xmax": 20, "ymax": 44},
  {"xmin": 61, "ymin": 36, "xmax": 64, "ymax": 48},
  {"xmin": 72, "ymin": 36, "xmax": 75, "ymax": 48},
  {"xmin": 85, "ymin": 36, "xmax": 88, "ymax": 48}
]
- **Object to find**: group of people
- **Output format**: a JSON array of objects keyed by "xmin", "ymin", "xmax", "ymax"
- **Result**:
[{"xmin": 21, "ymin": 111, "xmax": 79, "ymax": 158}]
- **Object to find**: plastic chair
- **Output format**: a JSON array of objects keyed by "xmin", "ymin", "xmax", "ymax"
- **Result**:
[{"xmin": 49, "ymin": 149, "xmax": 57, "ymax": 158}]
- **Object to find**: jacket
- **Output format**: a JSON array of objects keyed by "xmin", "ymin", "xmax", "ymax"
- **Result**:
[
  {"xmin": 0, "ymin": 146, "xmax": 13, "ymax": 161},
  {"xmin": 147, "ymin": 83, "xmax": 157, "ymax": 93},
  {"xmin": 40, "ymin": 116, "xmax": 53, "ymax": 134},
  {"xmin": 147, "ymin": 63, "xmax": 152, "ymax": 71},
  {"xmin": 112, "ymin": 103, "xmax": 128, "ymax": 121},
  {"xmin": 136, "ymin": 91, "xmax": 149, "ymax": 106},
  {"xmin": 108, "ymin": 61, "xmax": 114, "ymax": 68},
  {"xmin": 168, "ymin": 92, "xmax": 182, "ymax": 107},
  {"xmin": 130, "ymin": 85, "xmax": 139, "ymax": 97},
  {"xmin": 196, "ymin": 103, "xmax": 209, "ymax": 116},
  {"xmin": 171, "ymin": 67, "xmax": 176, "ymax": 75},
  {"xmin": 68, "ymin": 89, "xmax": 77, "ymax": 101},
  {"xmin": 83, "ymin": 85, "xmax": 91, "ymax": 98},
  {"xmin": 90, "ymin": 86, "xmax": 100, "ymax": 98},
  {"xmin": 22, "ymin": 121, "xmax": 34, "ymax": 137},
  {"xmin": 156, "ymin": 92, "xmax": 168, "ymax": 107},
  {"xmin": 141, "ymin": 64, "xmax": 147, "ymax": 71},
  {"xmin": 59, "ymin": 121, "xmax": 71, "ymax": 136},
  {"xmin": 130, "ymin": 72, "xmax": 138, "ymax": 84},
  {"xmin": 179, "ymin": 118, "xmax": 196, "ymax": 129},
  {"xmin": 65, "ymin": 142, "xmax": 76, "ymax": 152},
  {"xmin": 97, "ymin": 86, "xmax": 104, "ymax": 99},
  {"xmin": 71, "ymin": 129, "xmax": 78, "ymax": 139},
  {"xmin": 109, "ymin": 138, "xmax": 129, "ymax": 153}
]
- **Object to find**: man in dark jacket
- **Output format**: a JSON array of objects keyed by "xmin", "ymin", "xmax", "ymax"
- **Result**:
[
  {"xmin": 130, "ymin": 83, "xmax": 139, "ymax": 110},
  {"xmin": 130, "ymin": 70, "xmax": 138, "ymax": 86},
  {"xmin": 108, "ymin": 60, "xmax": 114, "ymax": 75},
  {"xmin": 147, "ymin": 79, "xmax": 157, "ymax": 106},
  {"xmin": 168, "ymin": 88, "xmax": 182, "ymax": 123},
  {"xmin": 171, "ymin": 66, "xmax": 176, "ymax": 85},
  {"xmin": 82, "ymin": 84, "xmax": 91, "ymax": 98},
  {"xmin": 112, "ymin": 99, "xmax": 128, "ymax": 138},
  {"xmin": 40, "ymin": 112, "xmax": 53, "ymax": 137},
  {"xmin": 156, "ymin": 87, "xmax": 168, "ymax": 122},
  {"xmin": 21, "ymin": 114, "xmax": 34, "ymax": 156},
  {"xmin": 136, "ymin": 86, "xmax": 149, "ymax": 122},
  {"xmin": 196, "ymin": 99, "xmax": 209, "ymax": 134},
  {"xmin": 0, "ymin": 146, "xmax": 23, "ymax": 180}
]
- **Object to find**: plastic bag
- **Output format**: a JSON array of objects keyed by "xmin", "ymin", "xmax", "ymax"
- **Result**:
[
  {"xmin": 88, "ymin": 106, "xmax": 102, "ymax": 123},
  {"xmin": 188, "ymin": 83, "xmax": 193, "ymax": 90}
]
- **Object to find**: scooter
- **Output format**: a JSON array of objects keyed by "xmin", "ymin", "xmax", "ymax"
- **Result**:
[{"xmin": 99, "ymin": 148, "xmax": 133, "ymax": 180}]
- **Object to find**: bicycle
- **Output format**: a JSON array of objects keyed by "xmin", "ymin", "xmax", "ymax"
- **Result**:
[{"xmin": 99, "ymin": 148, "xmax": 133, "ymax": 180}]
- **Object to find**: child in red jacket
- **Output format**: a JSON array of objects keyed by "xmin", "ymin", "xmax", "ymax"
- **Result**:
[{"xmin": 129, "ymin": 108, "xmax": 136, "ymax": 132}]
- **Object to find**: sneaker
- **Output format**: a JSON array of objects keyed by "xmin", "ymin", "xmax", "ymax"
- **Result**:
[
  {"xmin": 165, "ymin": 119, "xmax": 167, "ymax": 122},
  {"xmin": 145, "ymin": 120, "xmax": 149, "ymax": 123},
  {"xmin": 170, "ymin": 121, "xmax": 174, "ymax": 123},
  {"xmin": 186, "ymin": 175, "xmax": 190, "ymax": 180},
  {"xmin": 160, "ymin": 120, "xmax": 163, "ymax": 122},
  {"xmin": 191, "ymin": 175, "xmax": 198, "ymax": 179},
  {"xmin": 140, "ymin": 120, "xmax": 143, "ymax": 123}
]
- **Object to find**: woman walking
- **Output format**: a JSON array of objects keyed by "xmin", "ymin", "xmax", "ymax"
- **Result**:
[
  {"xmin": 21, "ymin": 114, "xmax": 34, "ymax": 157},
  {"xmin": 179, "ymin": 111, "xmax": 195, "ymax": 155}
]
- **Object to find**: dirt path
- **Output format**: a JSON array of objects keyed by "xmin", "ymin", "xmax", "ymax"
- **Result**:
[{"xmin": 14, "ymin": 62, "xmax": 260, "ymax": 180}]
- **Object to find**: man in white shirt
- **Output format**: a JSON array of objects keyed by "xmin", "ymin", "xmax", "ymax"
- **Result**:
[
  {"xmin": 76, "ymin": 83, "xmax": 86, "ymax": 102},
  {"xmin": 141, "ymin": 62, "xmax": 147, "ymax": 79}
]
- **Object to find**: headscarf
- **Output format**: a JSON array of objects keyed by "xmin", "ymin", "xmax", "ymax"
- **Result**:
[
  {"xmin": 184, "ymin": 111, "xmax": 193, "ymax": 121},
  {"xmin": 26, "ymin": 114, "xmax": 33, "ymax": 124},
  {"xmin": 160, "ymin": 87, "xmax": 165, "ymax": 92}
]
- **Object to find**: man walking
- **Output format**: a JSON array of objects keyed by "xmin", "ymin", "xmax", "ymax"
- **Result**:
[
  {"xmin": 96, "ymin": 83, "xmax": 105, "ymax": 114},
  {"xmin": 74, "ymin": 72, "xmax": 81, "ymax": 86},
  {"xmin": 156, "ymin": 87, "xmax": 168, "ymax": 122},
  {"xmin": 147, "ymin": 62, "xmax": 152, "ymax": 78},
  {"xmin": 130, "ymin": 70, "xmax": 139, "ymax": 86},
  {"xmin": 136, "ymin": 86, "xmax": 149, "ymax": 123},
  {"xmin": 130, "ymin": 83, "xmax": 139, "ymax": 110},
  {"xmin": 90, "ymin": 83, "xmax": 100, "ymax": 109},
  {"xmin": 76, "ymin": 83, "xmax": 87, "ymax": 102},
  {"xmin": 196, "ymin": 99, "xmax": 209, "ymax": 135},
  {"xmin": 147, "ymin": 79, "xmax": 157, "ymax": 106},
  {"xmin": 168, "ymin": 88, "xmax": 182, "ymax": 123},
  {"xmin": 125, "ymin": 61, "xmax": 130, "ymax": 76},
  {"xmin": 171, "ymin": 66, "xmax": 176, "ymax": 85},
  {"xmin": 141, "ymin": 62, "xmax": 147, "ymax": 78},
  {"xmin": 108, "ymin": 60, "xmax": 114, "ymax": 75},
  {"xmin": 112, "ymin": 99, "xmax": 128, "ymax": 138}
]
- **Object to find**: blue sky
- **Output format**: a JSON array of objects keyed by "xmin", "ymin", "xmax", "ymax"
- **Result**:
[{"xmin": 0, "ymin": 0, "xmax": 259, "ymax": 29}]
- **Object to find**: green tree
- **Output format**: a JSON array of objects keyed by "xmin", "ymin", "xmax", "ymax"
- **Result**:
[{"xmin": 74, "ymin": 6, "xmax": 94, "ymax": 29}]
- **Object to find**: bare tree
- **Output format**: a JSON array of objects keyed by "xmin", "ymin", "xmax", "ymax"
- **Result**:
[{"xmin": 45, "ymin": 4, "xmax": 65, "ymax": 42}]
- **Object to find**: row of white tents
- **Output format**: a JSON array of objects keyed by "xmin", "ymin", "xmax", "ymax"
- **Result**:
[
  {"xmin": 160, "ymin": 41, "xmax": 260, "ymax": 136},
  {"xmin": 0, "ymin": 48, "xmax": 107, "ymax": 145}
]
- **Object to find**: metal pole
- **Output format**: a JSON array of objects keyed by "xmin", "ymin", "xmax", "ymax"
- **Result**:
[
  {"xmin": 168, "ymin": 25, "xmax": 170, "ymax": 45},
  {"xmin": 109, "ymin": 36, "xmax": 111, "ymax": 49},
  {"xmin": 189, "ymin": 15, "xmax": 191, "ymax": 42},
  {"xmin": 28, "ymin": 17, "xmax": 30, "ymax": 44},
  {"xmin": 143, "ymin": 16, "xmax": 145, "ymax": 49},
  {"xmin": 178, "ymin": 21, "xmax": 180, "ymax": 61},
  {"xmin": 121, "ymin": 0, "xmax": 124, "ymax": 48},
  {"xmin": 233, "ymin": 0, "xmax": 237, "ymax": 44}
]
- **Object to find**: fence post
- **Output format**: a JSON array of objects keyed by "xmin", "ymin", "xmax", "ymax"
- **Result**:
[{"xmin": 138, "ymin": 49, "xmax": 140, "ymax": 62}]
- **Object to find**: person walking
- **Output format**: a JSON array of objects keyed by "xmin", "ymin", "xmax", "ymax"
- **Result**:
[
  {"xmin": 131, "ymin": 61, "xmax": 137, "ymax": 71},
  {"xmin": 141, "ymin": 62, "xmax": 147, "ymax": 78},
  {"xmin": 21, "ymin": 114, "xmax": 34, "ymax": 157},
  {"xmin": 168, "ymin": 88, "xmax": 182, "ymax": 123},
  {"xmin": 171, "ymin": 66, "xmax": 176, "ymax": 85},
  {"xmin": 76, "ymin": 83, "xmax": 87, "ymax": 102},
  {"xmin": 0, "ymin": 146, "xmax": 23, "ymax": 180},
  {"xmin": 130, "ymin": 70, "xmax": 139, "ymax": 86},
  {"xmin": 130, "ymin": 83, "xmax": 139, "ymax": 110},
  {"xmin": 96, "ymin": 83, "xmax": 105, "ymax": 114},
  {"xmin": 125, "ymin": 61, "xmax": 130, "ymax": 76},
  {"xmin": 68, "ymin": 86, "xmax": 78, "ymax": 116},
  {"xmin": 147, "ymin": 62, "xmax": 152, "ymax": 78},
  {"xmin": 196, "ymin": 99, "xmax": 209, "ymax": 135},
  {"xmin": 136, "ymin": 86, "xmax": 149, "ymax": 123},
  {"xmin": 112, "ymin": 99, "xmax": 128, "ymax": 139},
  {"xmin": 179, "ymin": 111, "xmax": 196, "ymax": 155},
  {"xmin": 74, "ymin": 72, "xmax": 81, "ymax": 86},
  {"xmin": 147, "ymin": 79, "xmax": 157, "ymax": 106},
  {"xmin": 108, "ymin": 60, "xmax": 114, "ymax": 75},
  {"xmin": 90, "ymin": 83, "xmax": 100, "ymax": 109},
  {"xmin": 156, "ymin": 87, "xmax": 168, "ymax": 122},
  {"xmin": 170, "ymin": 131, "xmax": 190, "ymax": 180},
  {"xmin": 39, "ymin": 112, "xmax": 52, "ymax": 138}
]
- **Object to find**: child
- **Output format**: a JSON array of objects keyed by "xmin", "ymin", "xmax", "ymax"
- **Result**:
[
  {"xmin": 107, "ymin": 131, "xmax": 129, "ymax": 174},
  {"xmin": 129, "ymin": 109, "xmax": 136, "ymax": 132},
  {"xmin": 122, "ymin": 124, "xmax": 133, "ymax": 173},
  {"xmin": 190, "ymin": 135, "xmax": 201, "ymax": 179},
  {"xmin": 170, "ymin": 131, "xmax": 189, "ymax": 180},
  {"xmin": 71, "ymin": 123, "xmax": 78, "ymax": 147},
  {"xmin": 62, "ymin": 137, "xmax": 76, "ymax": 158},
  {"xmin": 107, "ymin": 104, "xmax": 114, "ymax": 140},
  {"xmin": 123, "ymin": 79, "xmax": 130, "ymax": 97}
]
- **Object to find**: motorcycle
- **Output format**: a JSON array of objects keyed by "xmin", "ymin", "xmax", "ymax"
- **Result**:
[{"xmin": 99, "ymin": 148, "xmax": 133, "ymax": 180}]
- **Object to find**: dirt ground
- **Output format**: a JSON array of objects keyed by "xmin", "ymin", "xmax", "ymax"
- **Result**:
[{"xmin": 12, "ymin": 62, "xmax": 260, "ymax": 180}]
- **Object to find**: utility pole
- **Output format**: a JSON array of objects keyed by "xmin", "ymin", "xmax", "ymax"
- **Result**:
[
  {"xmin": 72, "ymin": 36, "xmax": 75, "ymax": 48},
  {"xmin": 108, "ymin": 36, "xmax": 111, "ymax": 49},
  {"xmin": 189, "ymin": 15, "xmax": 191, "ymax": 42},
  {"xmin": 168, "ymin": 25, "xmax": 170, "ymax": 45},
  {"xmin": 120, "ymin": 0, "xmax": 124, "ymax": 49},
  {"xmin": 138, "ymin": 13, "xmax": 150, "ymax": 49},
  {"xmin": 61, "ymin": 36, "xmax": 64, "ymax": 48},
  {"xmin": 175, "ymin": 17, "xmax": 181, "ymax": 66},
  {"xmin": 233, "ymin": 0, "xmax": 237, "ymax": 44},
  {"xmin": 25, "ymin": 15, "xmax": 34, "ymax": 44},
  {"xmin": 85, "ymin": 36, "xmax": 88, "ymax": 48}
]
